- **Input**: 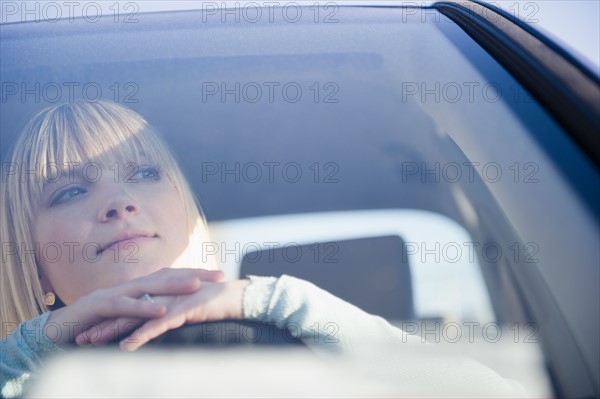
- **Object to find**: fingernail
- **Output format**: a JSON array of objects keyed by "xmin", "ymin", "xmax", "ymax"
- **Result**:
[{"xmin": 120, "ymin": 340, "xmax": 137, "ymax": 352}]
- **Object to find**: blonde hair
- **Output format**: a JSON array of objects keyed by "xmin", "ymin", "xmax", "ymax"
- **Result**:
[{"xmin": 1, "ymin": 100, "xmax": 208, "ymax": 337}]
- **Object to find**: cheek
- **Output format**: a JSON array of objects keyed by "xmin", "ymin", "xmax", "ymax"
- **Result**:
[
  {"xmin": 32, "ymin": 210, "xmax": 96, "ymax": 303},
  {"xmin": 33, "ymin": 203, "xmax": 92, "ymax": 242},
  {"xmin": 165, "ymin": 192, "xmax": 189, "ymax": 240},
  {"xmin": 37, "ymin": 213, "xmax": 94, "ymax": 252},
  {"xmin": 32, "ymin": 213, "xmax": 90, "ymax": 266},
  {"xmin": 153, "ymin": 189, "xmax": 190, "ymax": 253},
  {"xmin": 159, "ymin": 181, "xmax": 188, "ymax": 218}
]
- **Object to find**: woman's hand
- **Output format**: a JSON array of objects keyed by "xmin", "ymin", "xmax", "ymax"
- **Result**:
[
  {"xmin": 46, "ymin": 268, "xmax": 224, "ymax": 347},
  {"xmin": 75, "ymin": 279, "xmax": 251, "ymax": 351}
]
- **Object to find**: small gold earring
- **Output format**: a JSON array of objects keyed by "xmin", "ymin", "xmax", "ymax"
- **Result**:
[{"xmin": 44, "ymin": 292, "xmax": 56, "ymax": 306}]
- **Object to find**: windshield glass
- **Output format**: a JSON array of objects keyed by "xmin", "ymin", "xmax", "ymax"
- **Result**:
[{"xmin": 1, "ymin": 5, "xmax": 598, "ymax": 398}]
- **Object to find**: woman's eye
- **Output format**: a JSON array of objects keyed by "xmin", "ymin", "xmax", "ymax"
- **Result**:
[
  {"xmin": 137, "ymin": 167, "xmax": 162, "ymax": 181},
  {"xmin": 51, "ymin": 187, "xmax": 87, "ymax": 206}
]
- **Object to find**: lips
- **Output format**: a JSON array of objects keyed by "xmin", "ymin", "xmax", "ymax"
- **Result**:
[{"xmin": 97, "ymin": 231, "xmax": 157, "ymax": 255}]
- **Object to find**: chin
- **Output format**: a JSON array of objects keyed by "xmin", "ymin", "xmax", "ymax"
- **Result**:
[{"xmin": 108, "ymin": 265, "xmax": 163, "ymax": 283}]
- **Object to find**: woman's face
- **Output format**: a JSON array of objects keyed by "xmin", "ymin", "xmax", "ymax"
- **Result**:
[{"xmin": 32, "ymin": 157, "xmax": 191, "ymax": 304}]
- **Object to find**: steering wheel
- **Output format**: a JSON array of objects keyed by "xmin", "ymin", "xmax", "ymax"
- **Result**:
[{"xmin": 144, "ymin": 321, "xmax": 306, "ymax": 347}]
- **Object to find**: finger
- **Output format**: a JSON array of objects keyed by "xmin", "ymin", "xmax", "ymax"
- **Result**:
[
  {"xmin": 120, "ymin": 313, "xmax": 187, "ymax": 352},
  {"xmin": 75, "ymin": 319, "xmax": 114, "ymax": 346},
  {"xmin": 76, "ymin": 317, "xmax": 142, "ymax": 346},
  {"xmin": 74, "ymin": 299, "xmax": 164, "ymax": 344},
  {"xmin": 198, "ymin": 269, "xmax": 224, "ymax": 282},
  {"xmin": 115, "ymin": 268, "xmax": 203, "ymax": 298},
  {"xmin": 115, "ymin": 269, "xmax": 224, "ymax": 298},
  {"xmin": 89, "ymin": 295, "xmax": 166, "ymax": 322}
]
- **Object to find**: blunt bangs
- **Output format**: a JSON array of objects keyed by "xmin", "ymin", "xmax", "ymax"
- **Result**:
[{"xmin": 7, "ymin": 101, "xmax": 183, "ymax": 219}]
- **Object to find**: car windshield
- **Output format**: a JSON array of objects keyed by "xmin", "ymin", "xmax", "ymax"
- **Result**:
[{"xmin": 1, "ymin": 4, "xmax": 598, "ymax": 398}]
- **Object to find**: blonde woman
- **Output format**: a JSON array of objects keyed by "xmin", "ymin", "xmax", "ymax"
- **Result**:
[{"xmin": 1, "ymin": 101, "xmax": 522, "ymax": 398}]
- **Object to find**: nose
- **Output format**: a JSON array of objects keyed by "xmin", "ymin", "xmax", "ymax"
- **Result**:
[{"xmin": 98, "ymin": 193, "xmax": 141, "ymax": 222}]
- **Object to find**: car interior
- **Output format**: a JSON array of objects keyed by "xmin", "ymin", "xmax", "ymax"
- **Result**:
[{"xmin": 2, "ymin": 5, "xmax": 599, "ymax": 397}]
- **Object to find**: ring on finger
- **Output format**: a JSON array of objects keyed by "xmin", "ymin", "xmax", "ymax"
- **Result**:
[{"xmin": 139, "ymin": 293, "xmax": 155, "ymax": 303}]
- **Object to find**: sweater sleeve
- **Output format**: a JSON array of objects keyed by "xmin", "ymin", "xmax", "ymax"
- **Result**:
[
  {"xmin": 242, "ymin": 274, "xmax": 423, "ymax": 354},
  {"xmin": 242, "ymin": 275, "xmax": 527, "ymax": 396},
  {"xmin": 1, "ymin": 312, "xmax": 64, "ymax": 398}
]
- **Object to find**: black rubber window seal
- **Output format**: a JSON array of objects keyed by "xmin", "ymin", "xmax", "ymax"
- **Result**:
[
  {"xmin": 434, "ymin": 1, "xmax": 600, "ymax": 170},
  {"xmin": 470, "ymin": 0, "xmax": 600, "ymax": 83}
]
